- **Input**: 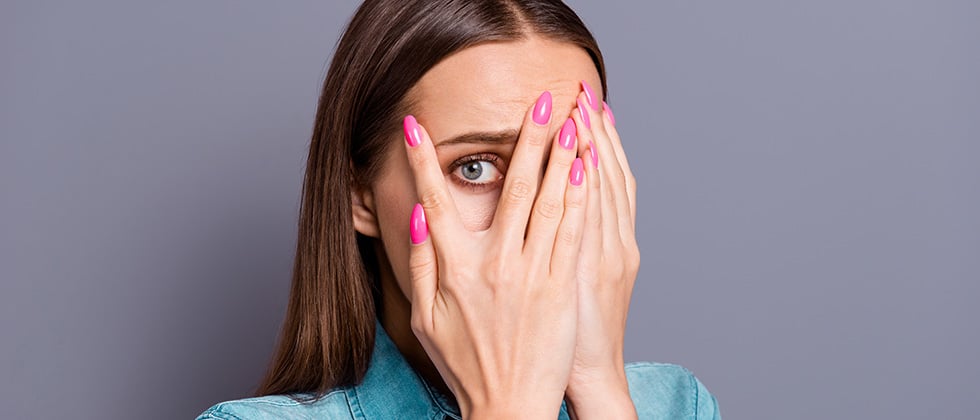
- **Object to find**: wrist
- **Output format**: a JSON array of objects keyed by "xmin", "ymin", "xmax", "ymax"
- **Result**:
[
  {"xmin": 565, "ymin": 369, "xmax": 635, "ymax": 420},
  {"xmin": 466, "ymin": 402, "xmax": 561, "ymax": 420},
  {"xmin": 565, "ymin": 385, "xmax": 636, "ymax": 420}
]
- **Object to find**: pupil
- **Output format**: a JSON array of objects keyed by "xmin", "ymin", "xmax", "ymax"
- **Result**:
[{"xmin": 462, "ymin": 162, "xmax": 483, "ymax": 180}]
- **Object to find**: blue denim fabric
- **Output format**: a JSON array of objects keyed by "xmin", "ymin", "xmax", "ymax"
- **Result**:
[{"xmin": 197, "ymin": 324, "xmax": 720, "ymax": 419}]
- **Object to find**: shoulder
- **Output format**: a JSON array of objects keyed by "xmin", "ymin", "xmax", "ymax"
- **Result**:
[
  {"xmin": 195, "ymin": 389, "xmax": 352, "ymax": 420},
  {"xmin": 624, "ymin": 362, "xmax": 721, "ymax": 420}
]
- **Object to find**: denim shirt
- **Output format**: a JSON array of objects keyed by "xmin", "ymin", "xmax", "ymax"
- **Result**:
[{"xmin": 197, "ymin": 324, "xmax": 720, "ymax": 420}]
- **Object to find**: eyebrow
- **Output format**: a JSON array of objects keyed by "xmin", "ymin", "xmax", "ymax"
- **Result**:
[{"xmin": 434, "ymin": 129, "xmax": 521, "ymax": 149}]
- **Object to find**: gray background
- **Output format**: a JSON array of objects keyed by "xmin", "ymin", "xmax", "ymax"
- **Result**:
[{"xmin": 1, "ymin": 0, "xmax": 977, "ymax": 419}]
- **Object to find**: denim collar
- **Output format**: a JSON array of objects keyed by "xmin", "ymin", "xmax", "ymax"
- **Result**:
[
  {"xmin": 346, "ymin": 321, "xmax": 569, "ymax": 420},
  {"xmin": 344, "ymin": 322, "xmax": 463, "ymax": 419}
]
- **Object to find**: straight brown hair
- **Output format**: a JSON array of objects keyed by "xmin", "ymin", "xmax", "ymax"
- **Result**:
[{"xmin": 256, "ymin": 0, "xmax": 607, "ymax": 400}]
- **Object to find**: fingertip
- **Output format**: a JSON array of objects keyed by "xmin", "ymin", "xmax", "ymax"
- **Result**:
[
  {"xmin": 581, "ymin": 80, "xmax": 600, "ymax": 111},
  {"xmin": 410, "ymin": 203, "xmax": 428, "ymax": 245},
  {"xmin": 532, "ymin": 90, "xmax": 553, "ymax": 126},
  {"xmin": 404, "ymin": 115, "xmax": 422, "ymax": 147},
  {"xmin": 559, "ymin": 117, "xmax": 577, "ymax": 150},
  {"xmin": 603, "ymin": 101, "xmax": 616, "ymax": 126},
  {"xmin": 569, "ymin": 157, "xmax": 585, "ymax": 186},
  {"xmin": 589, "ymin": 141, "xmax": 599, "ymax": 169}
]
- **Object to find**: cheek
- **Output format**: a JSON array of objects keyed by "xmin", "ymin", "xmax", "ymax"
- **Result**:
[
  {"xmin": 371, "ymin": 149, "xmax": 421, "ymax": 301},
  {"xmin": 448, "ymin": 185, "xmax": 501, "ymax": 232}
]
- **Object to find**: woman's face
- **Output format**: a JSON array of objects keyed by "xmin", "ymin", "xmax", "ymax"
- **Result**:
[{"xmin": 354, "ymin": 36, "xmax": 603, "ymax": 302}]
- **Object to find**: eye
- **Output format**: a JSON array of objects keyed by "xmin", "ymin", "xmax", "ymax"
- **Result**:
[{"xmin": 448, "ymin": 153, "xmax": 505, "ymax": 192}]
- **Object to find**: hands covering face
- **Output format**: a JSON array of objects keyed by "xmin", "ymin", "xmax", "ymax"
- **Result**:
[{"xmin": 402, "ymin": 81, "xmax": 638, "ymax": 419}]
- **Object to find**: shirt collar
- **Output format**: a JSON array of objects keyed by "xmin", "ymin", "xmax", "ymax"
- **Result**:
[
  {"xmin": 348, "ymin": 321, "xmax": 569, "ymax": 419},
  {"xmin": 346, "ymin": 321, "xmax": 462, "ymax": 419}
]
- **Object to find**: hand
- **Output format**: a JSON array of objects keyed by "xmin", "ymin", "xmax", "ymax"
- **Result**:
[
  {"xmin": 403, "ymin": 91, "xmax": 591, "ymax": 419},
  {"xmin": 564, "ymin": 82, "xmax": 639, "ymax": 419}
]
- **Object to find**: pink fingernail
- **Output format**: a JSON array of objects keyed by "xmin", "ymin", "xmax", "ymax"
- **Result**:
[
  {"xmin": 603, "ymin": 101, "xmax": 616, "ymax": 126},
  {"xmin": 589, "ymin": 141, "xmax": 599, "ymax": 168},
  {"xmin": 404, "ymin": 115, "xmax": 422, "ymax": 147},
  {"xmin": 581, "ymin": 80, "xmax": 600, "ymax": 111},
  {"xmin": 532, "ymin": 91, "xmax": 552, "ymax": 125},
  {"xmin": 577, "ymin": 99, "xmax": 591, "ymax": 130},
  {"xmin": 570, "ymin": 158, "xmax": 585, "ymax": 186},
  {"xmin": 559, "ymin": 118, "xmax": 576, "ymax": 150},
  {"xmin": 410, "ymin": 203, "xmax": 427, "ymax": 244}
]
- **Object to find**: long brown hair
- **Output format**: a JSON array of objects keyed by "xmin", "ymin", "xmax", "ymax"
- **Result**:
[{"xmin": 256, "ymin": 0, "xmax": 607, "ymax": 399}]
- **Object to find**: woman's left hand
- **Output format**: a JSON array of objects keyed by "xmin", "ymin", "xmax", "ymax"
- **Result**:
[{"xmin": 563, "ymin": 81, "xmax": 640, "ymax": 419}]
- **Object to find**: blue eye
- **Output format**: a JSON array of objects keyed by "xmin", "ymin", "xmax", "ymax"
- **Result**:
[
  {"xmin": 460, "ymin": 160, "xmax": 492, "ymax": 181},
  {"xmin": 449, "ymin": 153, "xmax": 504, "ymax": 191}
]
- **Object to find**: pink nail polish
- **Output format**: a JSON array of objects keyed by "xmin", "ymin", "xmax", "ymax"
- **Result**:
[
  {"xmin": 589, "ymin": 141, "xmax": 599, "ymax": 168},
  {"xmin": 570, "ymin": 158, "xmax": 585, "ymax": 186},
  {"xmin": 410, "ymin": 203, "xmax": 427, "ymax": 244},
  {"xmin": 577, "ymin": 99, "xmax": 591, "ymax": 130},
  {"xmin": 404, "ymin": 115, "xmax": 422, "ymax": 147},
  {"xmin": 603, "ymin": 101, "xmax": 616, "ymax": 126},
  {"xmin": 581, "ymin": 80, "xmax": 600, "ymax": 111},
  {"xmin": 559, "ymin": 118, "xmax": 576, "ymax": 150},
  {"xmin": 532, "ymin": 91, "xmax": 552, "ymax": 125}
]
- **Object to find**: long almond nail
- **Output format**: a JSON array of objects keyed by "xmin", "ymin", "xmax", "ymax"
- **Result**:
[
  {"xmin": 410, "ymin": 203, "xmax": 427, "ymax": 244},
  {"xmin": 603, "ymin": 101, "xmax": 616, "ymax": 126},
  {"xmin": 532, "ymin": 91, "xmax": 552, "ymax": 125},
  {"xmin": 581, "ymin": 80, "xmax": 600, "ymax": 111},
  {"xmin": 559, "ymin": 118, "xmax": 576, "ymax": 150},
  {"xmin": 589, "ymin": 141, "xmax": 599, "ymax": 168},
  {"xmin": 570, "ymin": 158, "xmax": 585, "ymax": 186},
  {"xmin": 577, "ymin": 99, "xmax": 591, "ymax": 130},
  {"xmin": 404, "ymin": 115, "xmax": 422, "ymax": 147}
]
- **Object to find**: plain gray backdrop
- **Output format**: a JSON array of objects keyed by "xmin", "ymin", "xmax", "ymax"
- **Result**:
[{"xmin": 2, "ymin": 1, "xmax": 977, "ymax": 419}]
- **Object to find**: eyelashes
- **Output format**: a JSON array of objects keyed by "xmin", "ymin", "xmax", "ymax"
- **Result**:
[{"xmin": 447, "ymin": 152, "xmax": 505, "ymax": 193}]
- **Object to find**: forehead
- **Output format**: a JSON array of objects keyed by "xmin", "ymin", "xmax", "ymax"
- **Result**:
[{"xmin": 407, "ymin": 36, "xmax": 602, "ymax": 143}]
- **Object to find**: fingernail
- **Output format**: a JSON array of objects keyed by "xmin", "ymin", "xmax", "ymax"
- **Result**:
[
  {"xmin": 410, "ymin": 203, "xmax": 427, "ymax": 244},
  {"xmin": 404, "ymin": 115, "xmax": 422, "ymax": 147},
  {"xmin": 603, "ymin": 101, "xmax": 616, "ymax": 126},
  {"xmin": 559, "ymin": 118, "xmax": 576, "ymax": 150},
  {"xmin": 570, "ymin": 158, "xmax": 585, "ymax": 186},
  {"xmin": 581, "ymin": 80, "xmax": 600, "ymax": 111},
  {"xmin": 532, "ymin": 91, "xmax": 552, "ymax": 125},
  {"xmin": 577, "ymin": 99, "xmax": 591, "ymax": 130},
  {"xmin": 589, "ymin": 141, "xmax": 599, "ymax": 168}
]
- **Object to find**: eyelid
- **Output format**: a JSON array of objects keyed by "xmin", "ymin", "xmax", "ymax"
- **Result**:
[
  {"xmin": 448, "ymin": 152, "xmax": 503, "ymax": 172},
  {"xmin": 446, "ymin": 152, "xmax": 506, "ymax": 192}
]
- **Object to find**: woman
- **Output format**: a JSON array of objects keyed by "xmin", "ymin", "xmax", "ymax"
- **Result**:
[{"xmin": 198, "ymin": 0, "xmax": 719, "ymax": 418}]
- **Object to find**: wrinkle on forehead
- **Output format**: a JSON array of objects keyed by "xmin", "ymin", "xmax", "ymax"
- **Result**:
[{"xmin": 406, "ymin": 36, "xmax": 602, "ymax": 143}]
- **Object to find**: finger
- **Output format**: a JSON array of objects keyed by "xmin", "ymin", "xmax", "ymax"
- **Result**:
[
  {"xmin": 550, "ymin": 157, "xmax": 588, "ymax": 279},
  {"xmin": 575, "ymin": 141, "xmax": 603, "ymax": 285},
  {"xmin": 490, "ymin": 91, "xmax": 554, "ymax": 246},
  {"xmin": 576, "ymin": 85, "xmax": 633, "ymax": 237},
  {"xmin": 524, "ymin": 118, "xmax": 579, "ymax": 257},
  {"xmin": 570, "ymin": 95, "xmax": 621, "ymax": 249},
  {"xmin": 600, "ymin": 100, "xmax": 636, "ymax": 224},
  {"xmin": 408, "ymin": 203, "xmax": 436, "ymax": 326},
  {"xmin": 404, "ymin": 115, "xmax": 466, "ymax": 255}
]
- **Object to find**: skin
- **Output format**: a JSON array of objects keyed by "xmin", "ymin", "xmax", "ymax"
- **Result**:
[{"xmin": 352, "ymin": 36, "xmax": 639, "ymax": 419}]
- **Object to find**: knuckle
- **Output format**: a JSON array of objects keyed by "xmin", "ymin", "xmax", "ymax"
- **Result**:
[
  {"xmin": 418, "ymin": 187, "xmax": 446, "ymax": 211},
  {"xmin": 534, "ymin": 197, "xmax": 563, "ymax": 220},
  {"xmin": 557, "ymin": 224, "xmax": 580, "ymax": 248},
  {"xmin": 564, "ymin": 187, "xmax": 587, "ymax": 210},
  {"xmin": 505, "ymin": 178, "xmax": 534, "ymax": 202},
  {"xmin": 409, "ymin": 255, "xmax": 436, "ymax": 279},
  {"xmin": 525, "ymin": 127, "xmax": 549, "ymax": 146}
]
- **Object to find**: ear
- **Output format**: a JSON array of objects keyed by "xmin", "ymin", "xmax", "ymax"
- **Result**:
[{"xmin": 351, "ymin": 183, "xmax": 380, "ymax": 238}]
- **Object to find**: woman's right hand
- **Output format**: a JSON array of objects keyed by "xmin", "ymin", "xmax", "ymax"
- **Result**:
[{"xmin": 403, "ymin": 91, "xmax": 593, "ymax": 419}]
